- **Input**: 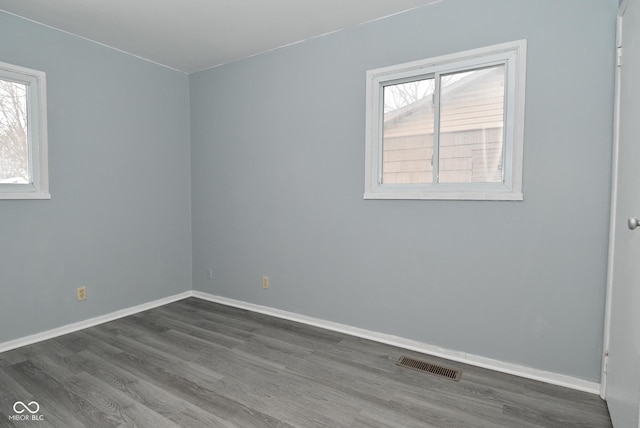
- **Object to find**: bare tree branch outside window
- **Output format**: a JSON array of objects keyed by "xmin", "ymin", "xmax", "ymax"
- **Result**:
[
  {"xmin": 384, "ymin": 79, "xmax": 433, "ymax": 113},
  {"xmin": 383, "ymin": 72, "xmax": 476, "ymax": 114},
  {"xmin": 0, "ymin": 79, "xmax": 29, "ymax": 184}
]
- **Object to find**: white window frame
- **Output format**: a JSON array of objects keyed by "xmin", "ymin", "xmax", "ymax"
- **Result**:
[
  {"xmin": 0, "ymin": 61, "xmax": 50, "ymax": 200},
  {"xmin": 364, "ymin": 40, "xmax": 527, "ymax": 201}
]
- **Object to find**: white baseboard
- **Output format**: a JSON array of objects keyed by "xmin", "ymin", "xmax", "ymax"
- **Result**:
[
  {"xmin": 0, "ymin": 289, "xmax": 601, "ymax": 395},
  {"xmin": 192, "ymin": 291, "xmax": 601, "ymax": 395},
  {"xmin": 0, "ymin": 291, "xmax": 192, "ymax": 353}
]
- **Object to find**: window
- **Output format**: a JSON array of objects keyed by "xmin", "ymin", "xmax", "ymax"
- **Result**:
[
  {"xmin": 0, "ymin": 61, "xmax": 49, "ymax": 199},
  {"xmin": 364, "ymin": 40, "xmax": 526, "ymax": 200}
]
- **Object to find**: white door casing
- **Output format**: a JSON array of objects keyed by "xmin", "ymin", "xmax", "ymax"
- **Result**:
[{"xmin": 603, "ymin": 0, "xmax": 640, "ymax": 426}]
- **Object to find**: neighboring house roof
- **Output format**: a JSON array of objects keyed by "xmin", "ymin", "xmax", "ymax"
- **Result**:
[{"xmin": 383, "ymin": 66, "xmax": 505, "ymax": 138}]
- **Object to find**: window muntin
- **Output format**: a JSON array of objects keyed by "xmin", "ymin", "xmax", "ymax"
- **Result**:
[
  {"xmin": 0, "ymin": 61, "xmax": 49, "ymax": 199},
  {"xmin": 365, "ymin": 40, "xmax": 526, "ymax": 200}
]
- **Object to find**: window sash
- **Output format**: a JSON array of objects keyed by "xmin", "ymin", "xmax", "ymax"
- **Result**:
[
  {"xmin": 0, "ymin": 61, "xmax": 49, "ymax": 200},
  {"xmin": 364, "ymin": 40, "xmax": 526, "ymax": 201}
]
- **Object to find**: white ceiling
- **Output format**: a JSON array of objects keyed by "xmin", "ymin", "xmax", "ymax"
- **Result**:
[{"xmin": 0, "ymin": 0, "xmax": 441, "ymax": 73}]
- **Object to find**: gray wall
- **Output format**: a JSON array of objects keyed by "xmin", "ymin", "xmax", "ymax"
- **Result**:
[
  {"xmin": 191, "ymin": 0, "xmax": 618, "ymax": 381},
  {"xmin": 0, "ymin": 11, "xmax": 192, "ymax": 343}
]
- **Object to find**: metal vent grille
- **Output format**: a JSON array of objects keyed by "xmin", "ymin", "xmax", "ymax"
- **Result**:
[{"xmin": 396, "ymin": 356, "xmax": 462, "ymax": 381}]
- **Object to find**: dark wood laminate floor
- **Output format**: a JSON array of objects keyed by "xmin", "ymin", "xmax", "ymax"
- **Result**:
[{"xmin": 0, "ymin": 298, "xmax": 612, "ymax": 427}]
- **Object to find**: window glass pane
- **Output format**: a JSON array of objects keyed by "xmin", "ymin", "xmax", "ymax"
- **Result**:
[
  {"xmin": 382, "ymin": 78, "xmax": 434, "ymax": 184},
  {"xmin": 0, "ymin": 79, "xmax": 29, "ymax": 184},
  {"xmin": 438, "ymin": 65, "xmax": 505, "ymax": 183}
]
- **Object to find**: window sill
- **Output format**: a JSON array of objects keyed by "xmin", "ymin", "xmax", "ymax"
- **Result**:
[
  {"xmin": 0, "ymin": 192, "xmax": 51, "ymax": 200},
  {"xmin": 363, "ymin": 191, "xmax": 523, "ymax": 201}
]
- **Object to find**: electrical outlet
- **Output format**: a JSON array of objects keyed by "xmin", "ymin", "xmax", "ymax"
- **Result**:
[
  {"xmin": 77, "ymin": 286, "xmax": 87, "ymax": 301},
  {"xmin": 262, "ymin": 276, "xmax": 269, "ymax": 289},
  {"xmin": 207, "ymin": 268, "xmax": 213, "ymax": 279}
]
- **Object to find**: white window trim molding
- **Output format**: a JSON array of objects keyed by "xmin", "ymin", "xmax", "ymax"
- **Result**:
[
  {"xmin": 0, "ymin": 61, "xmax": 50, "ymax": 200},
  {"xmin": 364, "ymin": 40, "xmax": 527, "ymax": 201}
]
